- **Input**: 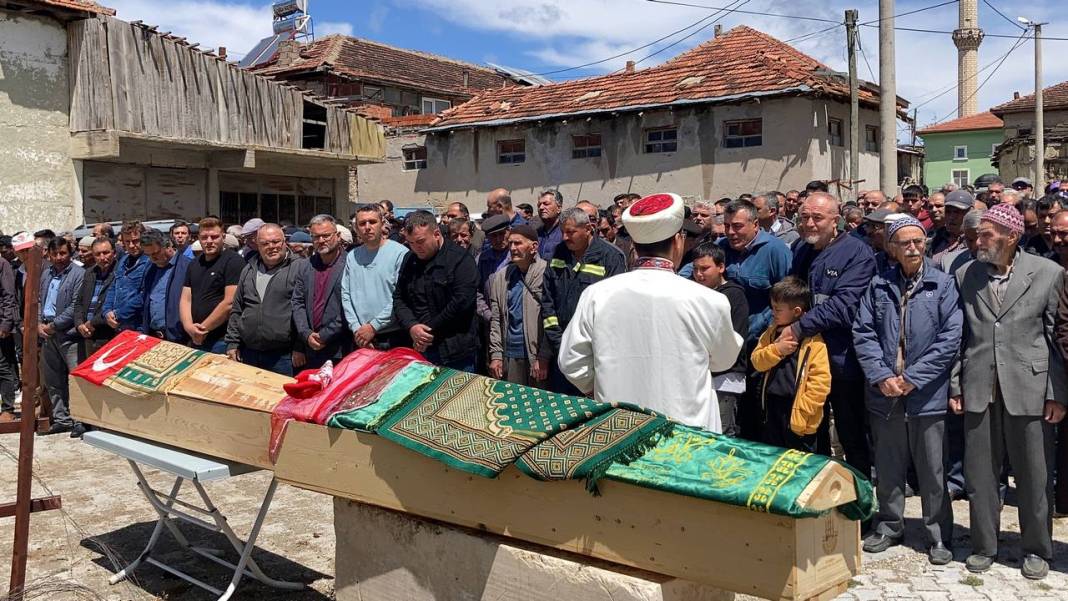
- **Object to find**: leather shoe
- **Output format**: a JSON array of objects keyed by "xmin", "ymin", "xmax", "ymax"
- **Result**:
[
  {"xmin": 70, "ymin": 423, "xmax": 87, "ymax": 439},
  {"xmin": 862, "ymin": 533, "xmax": 900, "ymax": 553},
  {"xmin": 1021, "ymin": 554, "xmax": 1049, "ymax": 580},
  {"xmin": 928, "ymin": 543, "xmax": 953, "ymax": 565},
  {"xmin": 965, "ymin": 554, "xmax": 994, "ymax": 573},
  {"xmin": 43, "ymin": 422, "xmax": 72, "ymax": 435}
]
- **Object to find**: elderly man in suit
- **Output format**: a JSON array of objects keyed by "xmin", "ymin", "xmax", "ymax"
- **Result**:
[{"xmin": 951, "ymin": 203, "xmax": 1067, "ymax": 580}]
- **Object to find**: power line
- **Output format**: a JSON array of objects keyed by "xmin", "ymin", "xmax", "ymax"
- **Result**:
[
  {"xmin": 982, "ymin": 0, "xmax": 1026, "ymax": 31},
  {"xmin": 633, "ymin": 0, "xmax": 753, "ymax": 66},
  {"xmin": 909, "ymin": 30, "xmax": 1030, "ymax": 112},
  {"xmin": 856, "ymin": 34, "xmax": 876, "ymax": 82},
  {"xmin": 644, "ymin": 0, "xmax": 838, "ymax": 23},
  {"xmin": 783, "ymin": 23, "xmax": 842, "ymax": 45},
  {"xmin": 928, "ymin": 30, "xmax": 1030, "ymax": 124},
  {"xmin": 861, "ymin": 24, "xmax": 1068, "ymax": 41}
]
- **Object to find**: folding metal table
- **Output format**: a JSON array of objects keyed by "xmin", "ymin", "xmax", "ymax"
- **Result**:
[{"xmin": 82, "ymin": 430, "xmax": 305, "ymax": 600}]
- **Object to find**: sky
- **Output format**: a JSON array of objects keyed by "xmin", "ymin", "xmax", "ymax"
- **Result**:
[{"xmin": 103, "ymin": 0, "xmax": 1067, "ymax": 139}]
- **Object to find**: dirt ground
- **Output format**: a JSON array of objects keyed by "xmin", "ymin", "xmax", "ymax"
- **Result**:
[{"xmin": 0, "ymin": 428, "xmax": 337, "ymax": 600}]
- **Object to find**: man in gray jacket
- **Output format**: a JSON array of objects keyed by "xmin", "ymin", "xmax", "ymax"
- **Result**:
[
  {"xmin": 951, "ymin": 203, "xmax": 1067, "ymax": 580},
  {"xmin": 488, "ymin": 225, "xmax": 550, "ymax": 386},
  {"xmin": 38, "ymin": 238, "xmax": 85, "ymax": 435},
  {"xmin": 225, "ymin": 224, "xmax": 304, "ymax": 376}
]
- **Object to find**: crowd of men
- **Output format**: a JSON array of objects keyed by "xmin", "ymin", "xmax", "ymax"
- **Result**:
[{"xmin": 1, "ymin": 174, "xmax": 1068, "ymax": 578}]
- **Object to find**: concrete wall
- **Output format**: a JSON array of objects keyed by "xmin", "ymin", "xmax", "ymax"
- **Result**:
[
  {"xmin": 0, "ymin": 10, "xmax": 79, "ymax": 233},
  {"xmin": 1001, "ymin": 109, "xmax": 1068, "ymax": 138},
  {"xmin": 360, "ymin": 96, "xmax": 884, "ymax": 211},
  {"xmin": 919, "ymin": 129, "xmax": 1000, "ymax": 189}
]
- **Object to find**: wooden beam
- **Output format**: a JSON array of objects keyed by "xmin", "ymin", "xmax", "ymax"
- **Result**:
[
  {"xmin": 0, "ymin": 418, "xmax": 49, "ymax": 436},
  {"xmin": 69, "ymin": 131, "xmax": 121, "ymax": 160},
  {"xmin": 0, "ymin": 497, "xmax": 62, "ymax": 519},
  {"xmin": 209, "ymin": 149, "xmax": 255, "ymax": 169}
]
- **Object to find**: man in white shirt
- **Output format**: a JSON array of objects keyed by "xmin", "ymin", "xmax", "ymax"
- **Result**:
[{"xmin": 558, "ymin": 193, "xmax": 743, "ymax": 432}]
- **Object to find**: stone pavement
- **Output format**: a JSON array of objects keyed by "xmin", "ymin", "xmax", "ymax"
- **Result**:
[{"xmin": 831, "ymin": 497, "xmax": 1068, "ymax": 601}]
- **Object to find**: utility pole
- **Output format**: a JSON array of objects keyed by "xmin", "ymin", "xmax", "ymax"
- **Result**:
[
  {"xmin": 1034, "ymin": 22, "xmax": 1044, "ymax": 187},
  {"xmin": 910, "ymin": 108, "xmax": 918, "ymax": 146},
  {"xmin": 846, "ymin": 10, "xmax": 859, "ymax": 201},
  {"xmin": 878, "ymin": 0, "xmax": 897, "ymax": 193}
]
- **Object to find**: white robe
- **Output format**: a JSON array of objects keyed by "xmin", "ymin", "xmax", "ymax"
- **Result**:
[{"xmin": 558, "ymin": 269, "xmax": 743, "ymax": 433}]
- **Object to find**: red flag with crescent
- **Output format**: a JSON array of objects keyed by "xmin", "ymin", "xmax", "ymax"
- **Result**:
[{"xmin": 71, "ymin": 330, "xmax": 162, "ymax": 386}]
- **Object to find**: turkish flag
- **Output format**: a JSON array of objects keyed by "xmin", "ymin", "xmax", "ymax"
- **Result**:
[{"xmin": 71, "ymin": 330, "xmax": 161, "ymax": 386}]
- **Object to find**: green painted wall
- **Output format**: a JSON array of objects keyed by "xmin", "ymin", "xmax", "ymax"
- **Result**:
[{"xmin": 920, "ymin": 128, "xmax": 1002, "ymax": 189}]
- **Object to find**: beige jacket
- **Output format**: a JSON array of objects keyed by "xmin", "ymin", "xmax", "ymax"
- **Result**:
[{"xmin": 488, "ymin": 258, "xmax": 551, "ymax": 362}]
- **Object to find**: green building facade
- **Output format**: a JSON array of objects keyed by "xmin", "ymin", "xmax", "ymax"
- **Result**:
[{"xmin": 917, "ymin": 112, "xmax": 1003, "ymax": 190}]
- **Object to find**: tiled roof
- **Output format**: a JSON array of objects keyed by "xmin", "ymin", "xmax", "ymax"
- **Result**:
[
  {"xmin": 251, "ymin": 35, "xmax": 513, "ymax": 97},
  {"xmin": 991, "ymin": 80, "xmax": 1068, "ymax": 115},
  {"xmin": 20, "ymin": 0, "xmax": 115, "ymax": 15},
  {"xmin": 916, "ymin": 111, "xmax": 1002, "ymax": 135},
  {"xmin": 428, "ymin": 26, "xmax": 893, "ymax": 131},
  {"xmin": 380, "ymin": 114, "xmax": 439, "ymax": 128}
]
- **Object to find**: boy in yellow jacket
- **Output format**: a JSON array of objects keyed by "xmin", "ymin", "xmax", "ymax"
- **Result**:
[{"xmin": 751, "ymin": 276, "xmax": 831, "ymax": 452}]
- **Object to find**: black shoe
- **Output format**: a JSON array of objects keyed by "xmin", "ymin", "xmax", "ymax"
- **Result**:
[
  {"xmin": 928, "ymin": 543, "xmax": 953, "ymax": 565},
  {"xmin": 1021, "ymin": 554, "xmax": 1049, "ymax": 580},
  {"xmin": 965, "ymin": 554, "xmax": 994, "ymax": 573},
  {"xmin": 949, "ymin": 488, "xmax": 968, "ymax": 501},
  {"xmin": 70, "ymin": 423, "xmax": 87, "ymax": 439},
  {"xmin": 44, "ymin": 422, "xmax": 72, "ymax": 435},
  {"xmin": 863, "ymin": 533, "xmax": 901, "ymax": 553}
]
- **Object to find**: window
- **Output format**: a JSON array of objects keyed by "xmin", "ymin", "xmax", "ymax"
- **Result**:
[
  {"xmin": 363, "ymin": 85, "xmax": 383, "ymax": 100},
  {"xmin": 723, "ymin": 119, "xmax": 762, "ymax": 148},
  {"xmin": 952, "ymin": 169, "xmax": 970, "ymax": 189},
  {"xmin": 828, "ymin": 118, "xmax": 843, "ymax": 146},
  {"xmin": 865, "ymin": 125, "xmax": 879, "ymax": 152},
  {"xmin": 572, "ymin": 133, "xmax": 602, "ymax": 159},
  {"xmin": 645, "ymin": 127, "xmax": 678, "ymax": 153},
  {"xmin": 497, "ymin": 139, "xmax": 525, "ymax": 164},
  {"xmin": 302, "ymin": 100, "xmax": 327, "ymax": 149},
  {"xmin": 953, "ymin": 145, "xmax": 968, "ymax": 160},
  {"xmin": 402, "ymin": 146, "xmax": 428, "ymax": 170},
  {"xmin": 421, "ymin": 97, "xmax": 452, "ymax": 114}
]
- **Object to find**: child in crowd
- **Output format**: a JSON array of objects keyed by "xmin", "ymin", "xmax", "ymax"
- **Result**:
[
  {"xmin": 690, "ymin": 242, "xmax": 748, "ymax": 437},
  {"xmin": 750, "ymin": 276, "xmax": 830, "ymax": 451}
]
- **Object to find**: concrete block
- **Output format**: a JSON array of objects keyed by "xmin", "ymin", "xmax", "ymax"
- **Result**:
[{"xmin": 334, "ymin": 498, "xmax": 734, "ymax": 601}]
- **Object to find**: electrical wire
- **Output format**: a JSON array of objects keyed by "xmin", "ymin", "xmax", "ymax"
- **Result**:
[
  {"xmin": 632, "ymin": 0, "xmax": 753, "ymax": 66},
  {"xmin": 909, "ymin": 29, "xmax": 1030, "ymax": 112},
  {"xmin": 857, "ymin": 34, "xmax": 876, "ymax": 82},
  {"xmin": 982, "ymin": 0, "xmax": 1027, "ymax": 31},
  {"xmin": 783, "ymin": 23, "xmax": 842, "ymax": 45},
  {"xmin": 927, "ymin": 30, "xmax": 1030, "ymax": 124}
]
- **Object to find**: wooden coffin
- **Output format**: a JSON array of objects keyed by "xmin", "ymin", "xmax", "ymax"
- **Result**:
[{"xmin": 69, "ymin": 374, "xmax": 860, "ymax": 601}]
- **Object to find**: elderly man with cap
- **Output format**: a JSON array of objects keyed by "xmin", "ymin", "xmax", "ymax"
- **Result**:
[
  {"xmin": 1012, "ymin": 176, "xmax": 1034, "ymax": 200},
  {"xmin": 853, "ymin": 215, "xmax": 961, "ymax": 564},
  {"xmin": 952, "ymin": 203, "xmax": 1067, "ymax": 579},
  {"xmin": 541, "ymin": 207, "xmax": 627, "ymax": 394},
  {"xmin": 239, "ymin": 218, "xmax": 264, "ymax": 262},
  {"xmin": 476, "ymin": 214, "xmax": 513, "ymax": 326},
  {"xmin": 929, "ymin": 189, "xmax": 974, "ymax": 262},
  {"xmin": 559, "ymin": 193, "xmax": 742, "ymax": 431},
  {"xmin": 487, "ymin": 224, "xmax": 550, "ymax": 386},
  {"xmin": 76, "ymin": 236, "xmax": 95, "ymax": 269}
]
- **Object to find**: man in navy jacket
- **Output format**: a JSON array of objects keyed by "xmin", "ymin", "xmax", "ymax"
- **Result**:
[
  {"xmin": 786, "ymin": 192, "xmax": 877, "ymax": 477},
  {"xmin": 140, "ymin": 230, "xmax": 192, "ymax": 343}
]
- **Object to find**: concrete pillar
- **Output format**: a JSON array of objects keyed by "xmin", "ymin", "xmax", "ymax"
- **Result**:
[{"xmin": 334, "ymin": 499, "xmax": 734, "ymax": 601}]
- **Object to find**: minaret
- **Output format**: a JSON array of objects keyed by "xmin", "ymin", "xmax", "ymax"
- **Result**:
[{"xmin": 952, "ymin": 0, "xmax": 984, "ymax": 117}]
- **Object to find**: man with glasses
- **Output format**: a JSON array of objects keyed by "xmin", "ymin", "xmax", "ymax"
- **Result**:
[
  {"xmin": 716, "ymin": 199, "xmax": 792, "ymax": 342},
  {"xmin": 853, "ymin": 216, "xmax": 959, "ymax": 564},
  {"xmin": 101, "ymin": 221, "xmax": 149, "ymax": 333},
  {"xmin": 1012, "ymin": 177, "xmax": 1034, "ymax": 200},
  {"xmin": 293, "ymin": 215, "xmax": 350, "ymax": 369}
]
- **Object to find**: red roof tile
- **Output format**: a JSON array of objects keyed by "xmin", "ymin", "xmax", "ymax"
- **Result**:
[
  {"xmin": 251, "ymin": 35, "xmax": 513, "ymax": 98},
  {"xmin": 916, "ymin": 111, "xmax": 1002, "ymax": 135},
  {"xmin": 991, "ymin": 80, "xmax": 1068, "ymax": 115},
  {"xmin": 21, "ymin": 0, "xmax": 115, "ymax": 15},
  {"xmin": 428, "ymin": 26, "xmax": 894, "ymax": 130},
  {"xmin": 381, "ymin": 114, "xmax": 439, "ymax": 128}
]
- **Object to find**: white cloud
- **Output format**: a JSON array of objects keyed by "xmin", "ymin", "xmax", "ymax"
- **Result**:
[
  {"xmin": 317, "ymin": 20, "xmax": 355, "ymax": 37},
  {"xmin": 105, "ymin": 0, "xmax": 273, "ymax": 59}
]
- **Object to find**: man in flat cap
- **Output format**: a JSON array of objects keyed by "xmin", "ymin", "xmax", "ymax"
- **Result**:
[{"xmin": 558, "ymin": 193, "xmax": 742, "ymax": 432}]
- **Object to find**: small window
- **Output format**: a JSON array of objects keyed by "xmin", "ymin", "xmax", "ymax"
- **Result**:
[
  {"xmin": 865, "ymin": 125, "xmax": 879, "ymax": 153},
  {"xmin": 828, "ymin": 118, "xmax": 843, "ymax": 146},
  {"xmin": 952, "ymin": 169, "xmax": 970, "ymax": 188},
  {"xmin": 645, "ymin": 127, "xmax": 678, "ymax": 153},
  {"xmin": 363, "ymin": 85, "xmax": 383, "ymax": 100},
  {"xmin": 572, "ymin": 133, "xmax": 602, "ymax": 159},
  {"xmin": 302, "ymin": 100, "xmax": 327, "ymax": 149},
  {"xmin": 402, "ymin": 146, "xmax": 428, "ymax": 170},
  {"xmin": 421, "ymin": 97, "xmax": 452, "ymax": 115},
  {"xmin": 954, "ymin": 145, "xmax": 968, "ymax": 160},
  {"xmin": 497, "ymin": 139, "xmax": 526, "ymax": 164},
  {"xmin": 724, "ymin": 119, "xmax": 762, "ymax": 148}
]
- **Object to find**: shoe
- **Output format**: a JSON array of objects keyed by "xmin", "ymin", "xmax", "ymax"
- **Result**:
[
  {"xmin": 0, "ymin": 411, "xmax": 15, "ymax": 424},
  {"xmin": 44, "ymin": 422, "xmax": 72, "ymax": 435},
  {"xmin": 1021, "ymin": 554, "xmax": 1049, "ymax": 580},
  {"xmin": 949, "ymin": 488, "xmax": 968, "ymax": 501},
  {"xmin": 928, "ymin": 543, "xmax": 953, "ymax": 565},
  {"xmin": 70, "ymin": 423, "xmax": 87, "ymax": 439},
  {"xmin": 862, "ymin": 533, "xmax": 901, "ymax": 553},
  {"xmin": 965, "ymin": 554, "xmax": 994, "ymax": 573}
]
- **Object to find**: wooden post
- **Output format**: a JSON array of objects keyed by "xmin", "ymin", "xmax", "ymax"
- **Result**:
[{"xmin": 9, "ymin": 249, "xmax": 42, "ymax": 596}]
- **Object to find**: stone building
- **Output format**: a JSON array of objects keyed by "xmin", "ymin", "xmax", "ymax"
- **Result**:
[
  {"xmin": 406, "ymin": 26, "xmax": 907, "ymax": 210},
  {"xmin": 0, "ymin": 0, "xmax": 383, "ymax": 233},
  {"xmin": 992, "ymin": 81, "xmax": 1068, "ymax": 183}
]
